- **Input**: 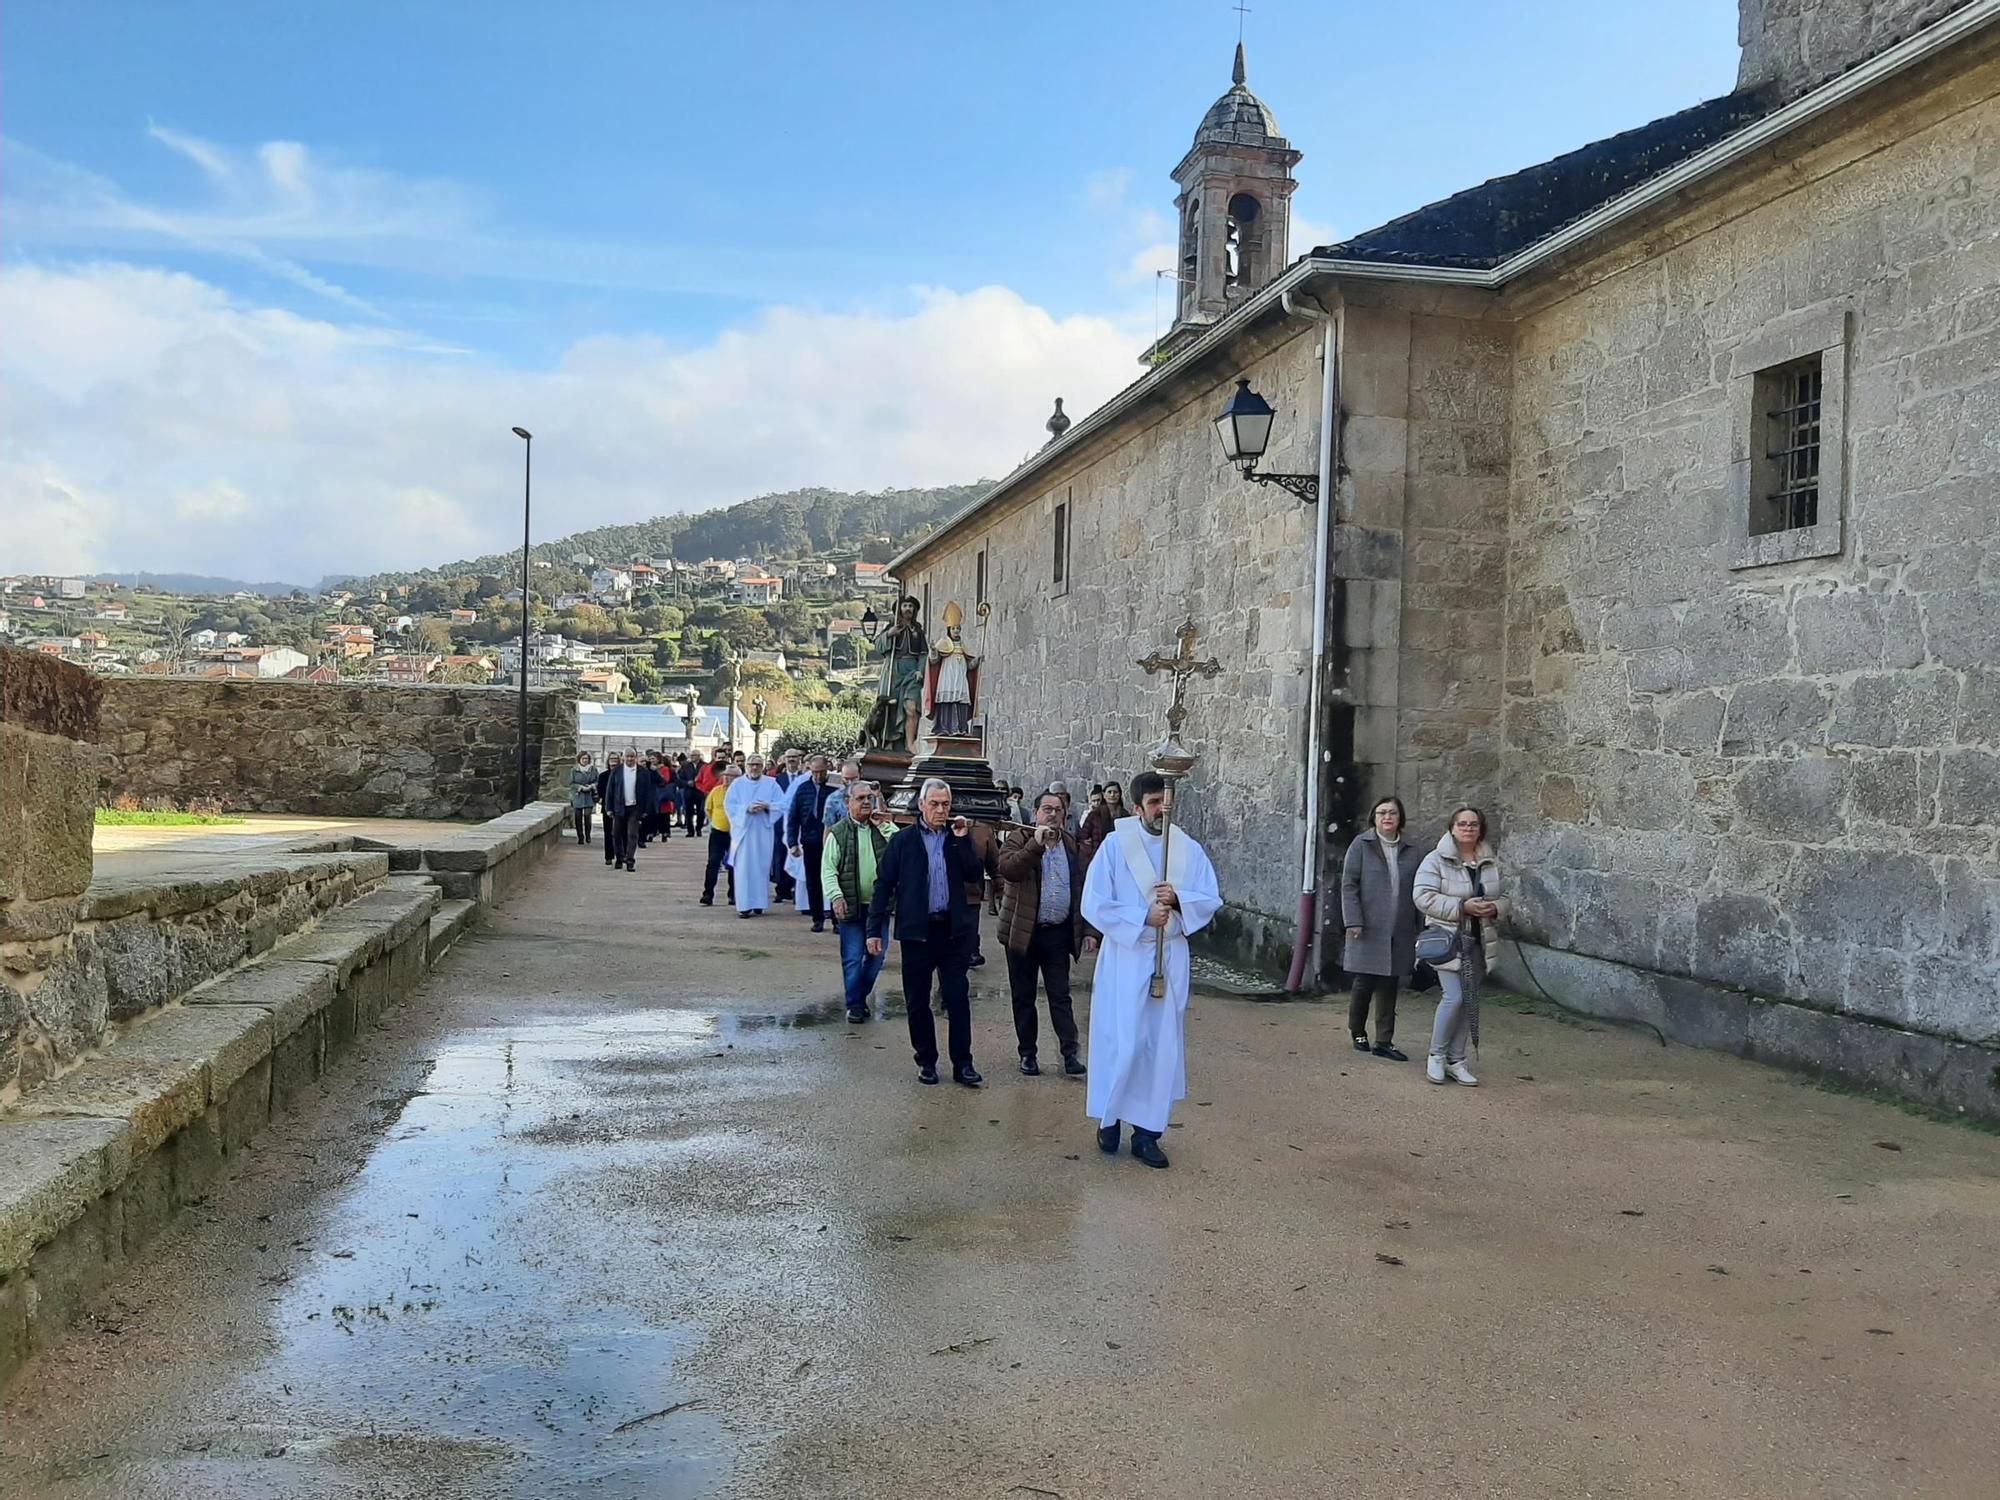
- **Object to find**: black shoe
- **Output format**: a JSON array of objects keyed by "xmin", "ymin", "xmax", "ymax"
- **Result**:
[
  {"xmin": 969, "ymin": 953, "xmax": 986, "ymax": 969},
  {"xmin": 847, "ymin": 1006, "xmax": 869, "ymax": 1024},
  {"xmin": 952, "ymin": 1065, "xmax": 984, "ymax": 1088},
  {"xmin": 1372, "ymin": 1043, "xmax": 1409, "ymax": 1061},
  {"xmin": 1353, "ymin": 1035, "xmax": 1371, "ymax": 1052},
  {"xmin": 1019, "ymin": 1055, "xmax": 1040, "ymax": 1076},
  {"xmin": 1062, "ymin": 1053, "xmax": 1087, "ymax": 1077},
  {"xmin": 811, "ymin": 922, "xmax": 825, "ymax": 933},
  {"xmin": 917, "ymin": 1064, "xmax": 940, "ymax": 1086},
  {"xmin": 739, "ymin": 911, "xmax": 754, "ymax": 920},
  {"xmin": 699, "ymin": 895, "xmax": 713, "ymax": 906},
  {"xmin": 1130, "ymin": 1131, "xmax": 1170, "ymax": 1169},
  {"xmin": 1096, "ymin": 1123, "xmax": 1121, "ymax": 1155}
]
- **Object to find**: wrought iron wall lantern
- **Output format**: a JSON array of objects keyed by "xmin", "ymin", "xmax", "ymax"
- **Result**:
[{"xmin": 1214, "ymin": 378, "xmax": 1318, "ymax": 504}]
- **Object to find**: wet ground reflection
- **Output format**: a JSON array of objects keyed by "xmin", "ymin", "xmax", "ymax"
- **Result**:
[{"xmin": 237, "ymin": 1009, "xmax": 738, "ymax": 1499}]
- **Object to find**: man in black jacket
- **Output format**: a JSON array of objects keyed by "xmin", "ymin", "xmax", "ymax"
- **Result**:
[
  {"xmin": 866, "ymin": 777, "xmax": 986, "ymax": 1087},
  {"xmin": 600, "ymin": 748, "xmax": 660, "ymax": 872}
]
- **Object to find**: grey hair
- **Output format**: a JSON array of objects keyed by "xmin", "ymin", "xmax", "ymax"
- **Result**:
[
  {"xmin": 849, "ymin": 780, "xmax": 879, "ymax": 800},
  {"xmin": 920, "ymin": 777, "xmax": 952, "ymax": 799}
]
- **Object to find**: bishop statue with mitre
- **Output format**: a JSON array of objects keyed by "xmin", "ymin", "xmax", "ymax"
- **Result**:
[{"xmin": 923, "ymin": 600, "xmax": 979, "ymax": 737}]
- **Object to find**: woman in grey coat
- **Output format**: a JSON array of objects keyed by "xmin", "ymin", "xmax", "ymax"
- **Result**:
[
  {"xmin": 1341, "ymin": 795, "xmax": 1419, "ymax": 1060},
  {"xmin": 568, "ymin": 753, "xmax": 598, "ymax": 845}
]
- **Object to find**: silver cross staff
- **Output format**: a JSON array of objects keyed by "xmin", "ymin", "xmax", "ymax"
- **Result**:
[{"xmin": 1136, "ymin": 620, "xmax": 1220, "ymax": 998}]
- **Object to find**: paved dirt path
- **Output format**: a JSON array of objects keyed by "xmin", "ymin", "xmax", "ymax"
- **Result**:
[{"xmin": 5, "ymin": 831, "xmax": 1997, "ymax": 1499}]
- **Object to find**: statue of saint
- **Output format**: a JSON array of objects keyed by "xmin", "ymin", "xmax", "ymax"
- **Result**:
[
  {"xmin": 924, "ymin": 600, "xmax": 979, "ymax": 737},
  {"xmin": 857, "ymin": 595, "xmax": 928, "ymax": 754}
]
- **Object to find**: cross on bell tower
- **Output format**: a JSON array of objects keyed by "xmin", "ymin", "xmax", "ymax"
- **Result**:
[{"xmin": 1163, "ymin": 41, "xmax": 1302, "ymax": 349}]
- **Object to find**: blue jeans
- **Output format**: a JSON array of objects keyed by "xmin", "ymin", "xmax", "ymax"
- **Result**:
[{"xmin": 837, "ymin": 917, "xmax": 885, "ymax": 1013}]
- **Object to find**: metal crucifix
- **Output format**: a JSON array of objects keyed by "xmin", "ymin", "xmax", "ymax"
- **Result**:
[
  {"xmin": 1138, "ymin": 618, "xmax": 1222, "ymax": 763},
  {"xmin": 1135, "ymin": 619, "xmax": 1219, "ymax": 996}
]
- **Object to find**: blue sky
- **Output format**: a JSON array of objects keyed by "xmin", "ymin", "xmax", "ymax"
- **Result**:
[{"xmin": 2, "ymin": 0, "xmax": 1741, "ymax": 582}]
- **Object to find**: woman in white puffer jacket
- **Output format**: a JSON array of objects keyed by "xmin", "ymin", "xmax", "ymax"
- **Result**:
[{"xmin": 1412, "ymin": 806, "xmax": 1506, "ymax": 1086}]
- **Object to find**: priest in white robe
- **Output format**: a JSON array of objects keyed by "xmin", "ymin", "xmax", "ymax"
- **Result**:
[
  {"xmin": 1079, "ymin": 769, "xmax": 1221, "ymax": 1170},
  {"xmin": 723, "ymin": 753, "xmax": 780, "ymax": 917}
]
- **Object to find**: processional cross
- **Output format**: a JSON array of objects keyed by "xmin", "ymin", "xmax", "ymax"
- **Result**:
[
  {"xmin": 1138, "ymin": 619, "xmax": 1222, "ymax": 756},
  {"xmin": 1134, "ymin": 619, "xmax": 1220, "ymax": 995}
]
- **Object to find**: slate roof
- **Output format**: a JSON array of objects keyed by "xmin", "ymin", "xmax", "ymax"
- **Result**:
[{"xmin": 1317, "ymin": 88, "xmax": 1780, "ymax": 271}]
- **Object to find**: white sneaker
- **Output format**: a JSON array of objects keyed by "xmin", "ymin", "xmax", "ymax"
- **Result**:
[
  {"xmin": 1446, "ymin": 1061, "xmax": 1478, "ymax": 1086},
  {"xmin": 1426, "ymin": 1056, "xmax": 1446, "ymax": 1084}
]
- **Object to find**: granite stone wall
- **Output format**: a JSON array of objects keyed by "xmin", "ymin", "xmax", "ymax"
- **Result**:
[
  {"xmin": 1499, "ymin": 60, "xmax": 2000, "ymax": 1052},
  {"xmin": 1334, "ymin": 289, "xmax": 1514, "ymax": 844},
  {"xmin": 1, "ymin": 651, "xmax": 105, "ymax": 1094},
  {"xmin": 901, "ymin": 327, "xmax": 1322, "ymax": 967},
  {"xmin": 96, "ymin": 679, "xmax": 577, "ymax": 822}
]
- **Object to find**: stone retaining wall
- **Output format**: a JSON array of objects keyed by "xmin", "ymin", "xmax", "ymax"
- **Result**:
[
  {"xmin": 0, "ymin": 879, "xmax": 441, "ymax": 1385},
  {"xmin": 2, "ymin": 652, "xmax": 106, "ymax": 1099},
  {"xmin": 2, "ymin": 850, "xmax": 386, "ymax": 1102},
  {"xmin": 96, "ymin": 678, "xmax": 577, "ymax": 821}
]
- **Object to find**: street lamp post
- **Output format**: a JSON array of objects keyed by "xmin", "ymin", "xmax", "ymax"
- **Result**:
[{"xmin": 511, "ymin": 426, "xmax": 534, "ymax": 807}]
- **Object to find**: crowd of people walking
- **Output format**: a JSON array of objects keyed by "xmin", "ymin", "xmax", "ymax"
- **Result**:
[{"xmin": 567, "ymin": 746, "xmax": 1505, "ymax": 1161}]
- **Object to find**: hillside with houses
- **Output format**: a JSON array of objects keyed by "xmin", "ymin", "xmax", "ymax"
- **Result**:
[{"xmin": 1, "ymin": 479, "xmax": 983, "ymax": 752}]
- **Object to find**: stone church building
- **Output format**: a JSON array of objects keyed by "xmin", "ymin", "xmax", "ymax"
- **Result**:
[{"xmin": 893, "ymin": 0, "xmax": 2000, "ymax": 1116}]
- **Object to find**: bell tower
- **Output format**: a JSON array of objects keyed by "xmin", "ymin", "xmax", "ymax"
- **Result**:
[{"xmin": 1166, "ymin": 44, "xmax": 1301, "ymax": 345}]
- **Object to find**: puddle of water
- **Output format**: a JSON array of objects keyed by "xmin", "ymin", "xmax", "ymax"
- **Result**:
[
  {"xmin": 726, "ymin": 997, "xmax": 849, "ymax": 1032},
  {"xmin": 231, "ymin": 1010, "xmax": 737, "ymax": 1498}
]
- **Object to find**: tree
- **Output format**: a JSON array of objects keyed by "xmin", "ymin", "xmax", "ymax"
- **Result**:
[
  {"xmin": 699, "ymin": 632, "xmax": 727, "ymax": 670},
  {"xmin": 719, "ymin": 608, "xmax": 774, "ymax": 650},
  {"xmin": 711, "ymin": 661, "xmax": 794, "ymax": 724},
  {"xmin": 770, "ymin": 705, "xmax": 866, "ymax": 761},
  {"xmin": 829, "ymin": 632, "xmax": 867, "ymax": 670},
  {"xmin": 770, "ymin": 599, "xmax": 815, "ymax": 642},
  {"xmin": 625, "ymin": 656, "xmax": 663, "ymax": 701},
  {"xmin": 652, "ymin": 636, "xmax": 682, "ymax": 668},
  {"xmin": 413, "ymin": 617, "xmax": 454, "ymax": 654},
  {"xmin": 156, "ymin": 603, "xmax": 191, "ymax": 672}
]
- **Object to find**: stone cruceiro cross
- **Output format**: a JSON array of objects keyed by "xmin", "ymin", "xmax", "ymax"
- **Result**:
[{"xmin": 1135, "ymin": 618, "xmax": 1220, "ymax": 996}]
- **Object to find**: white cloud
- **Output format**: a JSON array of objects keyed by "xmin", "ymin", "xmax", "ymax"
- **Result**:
[
  {"xmin": 1289, "ymin": 214, "xmax": 1342, "ymax": 254},
  {"xmin": 0, "ymin": 262, "xmax": 1144, "ymax": 586},
  {"xmin": 1121, "ymin": 242, "xmax": 1179, "ymax": 286}
]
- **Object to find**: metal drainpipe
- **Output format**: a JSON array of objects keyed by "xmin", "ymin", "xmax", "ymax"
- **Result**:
[{"xmin": 1279, "ymin": 287, "xmax": 1339, "ymax": 993}]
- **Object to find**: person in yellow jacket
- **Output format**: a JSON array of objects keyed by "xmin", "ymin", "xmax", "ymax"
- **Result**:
[{"xmin": 700, "ymin": 765, "xmax": 738, "ymax": 907}]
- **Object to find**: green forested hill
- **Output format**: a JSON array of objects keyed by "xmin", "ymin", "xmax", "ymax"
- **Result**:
[{"xmin": 338, "ymin": 481, "xmax": 989, "ymax": 588}]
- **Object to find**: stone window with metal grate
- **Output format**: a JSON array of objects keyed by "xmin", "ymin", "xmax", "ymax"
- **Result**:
[
  {"xmin": 1751, "ymin": 358, "xmax": 1823, "ymax": 536},
  {"xmin": 1729, "ymin": 310, "xmax": 1847, "ymax": 570}
]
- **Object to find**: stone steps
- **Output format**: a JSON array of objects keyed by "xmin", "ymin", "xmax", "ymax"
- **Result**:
[
  {"xmin": 0, "ymin": 801, "xmax": 566, "ymax": 1387},
  {"xmin": 4, "ymin": 848, "xmax": 393, "ymax": 1099},
  {"xmin": 0, "ymin": 879, "xmax": 441, "ymax": 1382}
]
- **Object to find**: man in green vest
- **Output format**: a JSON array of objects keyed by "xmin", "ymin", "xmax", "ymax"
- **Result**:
[{"xmin": 824, "ymin": 780, "xmax": 892, "ymax": 1022}]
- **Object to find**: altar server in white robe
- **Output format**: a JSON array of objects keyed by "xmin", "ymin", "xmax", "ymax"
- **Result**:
[
  {"xmin": 724, "ymin": 753, "xmax": 780, "ymax": 917},
  {"xmin": 1080, "ymin": 769, "xmax": 1221, "ymax": 1169}
]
